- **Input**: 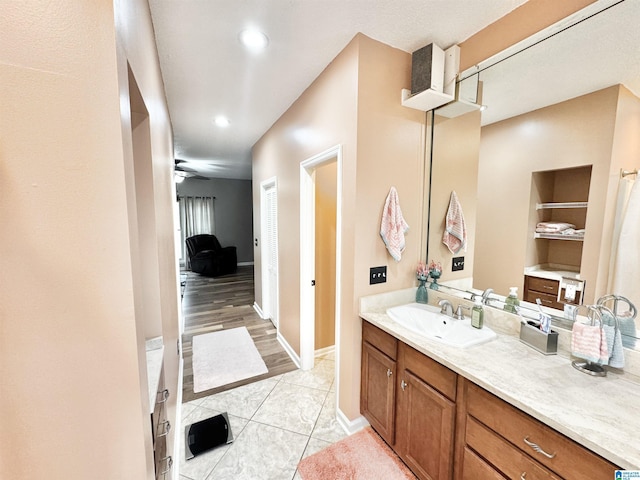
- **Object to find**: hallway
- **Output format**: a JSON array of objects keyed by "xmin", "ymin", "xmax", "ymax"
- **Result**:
[{"xmin": 179, "ymin": 267, "xmax": 346, "ymax": 478}]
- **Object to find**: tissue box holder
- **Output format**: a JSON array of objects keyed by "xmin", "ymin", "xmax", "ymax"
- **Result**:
[{"xmin": 519, "ymin": 320, "xmax": 558, "ymax": 355}]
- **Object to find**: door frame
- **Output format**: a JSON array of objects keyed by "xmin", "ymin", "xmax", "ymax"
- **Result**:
[
  {"xmin": 260, "ymin": 176, "xmax": 279, "ymax": 328},
  {"xmin": 299, "ymin": 144, "xmax": 343, "ymax": 373}
]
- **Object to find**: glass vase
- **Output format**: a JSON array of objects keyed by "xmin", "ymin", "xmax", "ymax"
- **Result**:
[
  {"xmin": 429, "ymin": 271, "xmax": 441, "ymax": 290},
  {"xmin": 416, "ymin": 278, "xmax": 428, "ymax": 304}
]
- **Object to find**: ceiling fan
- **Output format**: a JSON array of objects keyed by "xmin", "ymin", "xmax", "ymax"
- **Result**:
[{"xmin": 174, "ymin": 159, "xmax": 209, "ymax": 181}]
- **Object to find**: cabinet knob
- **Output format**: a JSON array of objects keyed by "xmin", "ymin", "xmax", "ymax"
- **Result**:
[
  {"xmin": 401, "ymin": 380, "xmax": 407, "ymax": 391},
  {"xmin": 523, "ymin": 436, "xmax": 556, "ymax": 458},
  {"xmin": 386, "ymin": 369, "xmax": 393, "ymax": 378},
  {"xmin": 156, "ymin": 389, "xmax": 170, "ymax": 404}
]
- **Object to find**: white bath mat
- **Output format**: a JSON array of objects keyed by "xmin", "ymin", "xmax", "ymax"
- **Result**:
[{"xmin": 192, "ymin": 327, "xmax": 268, "ymax": 393}]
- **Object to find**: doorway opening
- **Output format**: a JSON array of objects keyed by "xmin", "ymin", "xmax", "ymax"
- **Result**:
[{"xmin": 300, "ymin": 145, "xmax": 343, "ymax": 392}]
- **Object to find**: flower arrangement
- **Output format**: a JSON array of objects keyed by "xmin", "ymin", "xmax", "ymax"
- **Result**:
[
  {"xmin": 416, "ymin": 261, "xmax": 429, "ymax": 281},
  {"xmin": 428, "ymin": 260, "xmax": 442, "ymax": 280}
]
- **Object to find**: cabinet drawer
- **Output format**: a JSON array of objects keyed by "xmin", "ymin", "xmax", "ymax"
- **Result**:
[
  {"xmin": 466, "ymin": 416, "xmax": 559, "ymax": 480},
  {"xmin": 363, "ymin": 321, "xmax": 398, "ymax": 360},
  {"xmin": 524, "ymin": 290, "xmax": 562, "ymax": 309},
  {"xmin": 526, "ymin": 276, "xmax": 559, "ymax": 295},
  {"xmin": 466, "ymin": 382, "xmax": 618, "ymax": 479},
  {"xmin": 400, "ymin": 342, "xmax": 456, "ymax": 401},
  {"xmin": 460, "ymin": 446, "xmax": 507, "ymax": 480}
]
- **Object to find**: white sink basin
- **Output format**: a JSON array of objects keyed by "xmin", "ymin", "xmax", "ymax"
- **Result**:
[{"xmin": 386, "ymin": 303, "xmax": 497, "ymax": 348}]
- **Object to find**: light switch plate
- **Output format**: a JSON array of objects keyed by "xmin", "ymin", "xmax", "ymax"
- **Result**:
[
  {"xmin": 370, "ymin": 266, "xmax": 387, "ymax": 284},
  {"xmin": 452, "ymin": 257, "xmax": 465, "ymax": 271}
]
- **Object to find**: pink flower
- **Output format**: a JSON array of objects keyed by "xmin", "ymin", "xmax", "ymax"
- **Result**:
[
  {"xmin": 429, "ymin": 260, "xmax": 442, "ymax": 274},
  {"xmin": 416, "ymin": 262, "xmax": 429, "ymax": 279}
]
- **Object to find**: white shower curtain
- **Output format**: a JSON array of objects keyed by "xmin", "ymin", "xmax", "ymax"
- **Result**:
[{"xmin": 610, "ymin": 175, "xmax": 640, "ymax": 343}]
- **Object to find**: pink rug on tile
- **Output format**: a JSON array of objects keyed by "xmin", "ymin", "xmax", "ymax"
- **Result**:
[{"xmin": 297, "ymin": 427, "xmax": 416, "ymax": 480}]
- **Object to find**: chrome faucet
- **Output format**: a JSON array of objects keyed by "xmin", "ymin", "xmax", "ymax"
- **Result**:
[
  {"xmin": 481, "ymin": 288, "xmax": 494, "ymax": 305},
  {"xmin": 438, "ymin": 299, "xmax": 454, "ymax": 317}
]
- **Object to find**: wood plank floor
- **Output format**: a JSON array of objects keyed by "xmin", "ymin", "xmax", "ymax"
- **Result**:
[{"xmin": 181, "ymin": 265, "xmax": 298, "ymax": 403}]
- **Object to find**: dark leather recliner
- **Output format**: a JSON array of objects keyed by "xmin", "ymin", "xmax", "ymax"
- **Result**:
[{"xmin": 185, "ymin": 234, "xmax": 237, "ymax": 277}]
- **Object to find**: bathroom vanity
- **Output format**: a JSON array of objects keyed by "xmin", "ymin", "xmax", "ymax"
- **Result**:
[{"xmin": 360, "ymin": 289, "xmax": 640, "ymax": 479}]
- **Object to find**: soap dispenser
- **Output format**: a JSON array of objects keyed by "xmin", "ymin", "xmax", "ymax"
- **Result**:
[
  {"xmin": 504, "ymin": 287, "xmax": 520, "ymax": 313},
  {"xmin": 471, "ymin": 297, "xmax": 484, "ymax": 329}
]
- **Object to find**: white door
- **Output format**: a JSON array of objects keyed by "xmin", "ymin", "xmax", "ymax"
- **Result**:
[{"xmin": 263, "ymin": 182, "xmax": 279, "ymax": 328}]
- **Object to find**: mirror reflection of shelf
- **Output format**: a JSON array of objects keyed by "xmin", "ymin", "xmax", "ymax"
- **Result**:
[
  {"xmin": 534, "ymin": 232, "xmax": 585, "ymax": 241},
  {"xmin": 536, "ymin": 201, "xmax": 588, "ymax": 210}
]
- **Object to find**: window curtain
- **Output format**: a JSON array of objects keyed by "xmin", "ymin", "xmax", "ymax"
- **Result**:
[{"xmin": 179, "ymin": 196, "xmax": 215, "ymax": 267}]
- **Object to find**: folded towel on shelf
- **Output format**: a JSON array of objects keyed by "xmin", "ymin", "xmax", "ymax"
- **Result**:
[
  {"xmin": 535, "ymin": 222, "xmax": 576, "ymax": 233},
  {"xmin": 442, "ymin": 191, "xmax": 466, "ymax": 254},
  {"xmin": 380, "ymin": 186, "xmax": 409, "ymax": 262},
  {"xmin": 602, "ymin": 324, "xmax": 625, "ymax": 368},
  {"xmin": 571, "ymin": 322, "xmax": 608, "ymax": 364},
  {"xmin": 561, "ymin": 228, "xmax": 585, "ymax": 236}
]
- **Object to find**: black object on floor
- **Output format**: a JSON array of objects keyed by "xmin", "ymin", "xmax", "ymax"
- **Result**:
[{"xmin": 185, "ymin": 412, "xmax": 234, "ymax": 460}]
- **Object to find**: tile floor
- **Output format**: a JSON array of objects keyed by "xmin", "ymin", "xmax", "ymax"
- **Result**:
[{"xmin": 179, "ymin": 352, "xmax": 347, "ymax": 480}]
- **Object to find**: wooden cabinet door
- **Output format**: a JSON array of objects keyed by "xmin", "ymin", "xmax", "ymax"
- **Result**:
[
  {"xmin": 396, "ymin": 369, "xmax": 456, "ymax": 480},
  {"xmin": 361, "ymin": 341, "xmax": 396, "ymax": 445}
]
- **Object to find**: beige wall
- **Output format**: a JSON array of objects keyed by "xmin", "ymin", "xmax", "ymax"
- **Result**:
[
  {"xmin": 253, "ymin": 34, "xmax": 425, "ymax": 421},
  {"xmin": 315, "ymin": 161, "xmax": 338, "ymax": 350},
  {"xmin": 459, "ymin": 0, "xmax": 597, "ymax": 71},
  {"xmin": 476, "ymin": 86, "xmax": 625, "ymax": 303},
  {"xmin": 0, "ymin": 1, "xmax": 179, "ymax": 478}
]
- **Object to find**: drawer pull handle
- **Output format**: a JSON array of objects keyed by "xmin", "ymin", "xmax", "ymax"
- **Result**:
[
  {"xmin": 386, "ymin": 369, "xmax": 393, "ymax": 378},
  {"xmin": 401, "ymin": 380, "xmax": 407, "ymax": 391},
  {"xmin": 524, "ymin": 436, "xmax": 556, "ymax": 458},
  {"xmin": 158, "ymin": 420, "xmax": 171, "ymax": 437},
  {"xmin": 543, "ymin": 286, "xmax": 554, "ymax": 290},
  {"xmin": 521, "ymin": 473, "xmax": 527, "ymax": 480},
  {"xmin": 160, "ymin": 456, "xmax": 172, "ymax": 475},
  {"xmin": 157, "ymin": 389, "xmax": 169, "ymax": 404}
]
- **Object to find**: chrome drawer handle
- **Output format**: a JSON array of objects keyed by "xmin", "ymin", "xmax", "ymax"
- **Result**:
[
  {"xmin": 543, "ymin": 285, "xmax": 554, "ymax": 290},
  {"xmin": 521, "ymin": 473, "xmax": 527, "ymax": 480},
  {"xmin": 524, "ymin": 436, "xmax": 556, "ymax": 458},
  {"xmin": 160, "ymin": 456, "xmax": 172, "ymax": 475},
  {"xmin": 158, "ymin": 420, "xmax": 171, "ymax": 437},
  {"xmin": 156, "ymin": 389, "xmax": 169, "ymax": 404},
  {"xmin": 401, "ymin": 380, "xmax": 407, "ymax": 391},
  {"xmin": 386, "ymin": 368, "xmax": 393, "ymax": 378}
]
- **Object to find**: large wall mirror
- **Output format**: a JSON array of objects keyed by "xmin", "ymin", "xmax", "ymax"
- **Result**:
[{"xmin": 427, "ymin": 0, "xmax": 640, "ymax": 346}]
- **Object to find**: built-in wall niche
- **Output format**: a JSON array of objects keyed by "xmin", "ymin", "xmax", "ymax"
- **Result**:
[{"xmin": 527, "ymin": 165, "xmax": 592, "ymax": 270}]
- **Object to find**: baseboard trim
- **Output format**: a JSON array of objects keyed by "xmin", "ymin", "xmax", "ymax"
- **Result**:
[
  {"xmin": 336, "ymin": 408, "xmax": 369, "ymax": 435},
  {"xmin": 238, "ymin": 261, "xmax": 254, "ymax": 266},
  {"xmin": 277, "ymin": 331, "xmax": 301, "ymax": 369},
  {"xmin": 253, "ymin": 302, "xmax": 266, "ymax": 319},
  {"xmin": 315, "ymin": 345, "xmax": 335, "ymax": 358}
]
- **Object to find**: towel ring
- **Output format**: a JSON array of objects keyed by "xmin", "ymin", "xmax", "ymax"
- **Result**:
[{"xmin": 596, "ymin": 295, "xmax": 637, "ymax": 321}]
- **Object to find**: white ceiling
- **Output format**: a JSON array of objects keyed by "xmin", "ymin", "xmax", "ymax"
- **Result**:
[
  {"xmin": 148, "ymin": 0, "xmax": 527, "ymax": 179},
  {"xmin": 149, "ymin": 0, "xmax": 640, "ymax": 180}
]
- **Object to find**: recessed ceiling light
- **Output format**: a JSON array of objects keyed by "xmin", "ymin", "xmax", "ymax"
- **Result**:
[
  {"xmin": 214, "ymin": 115, "xmax": 230, "ymax": 127},
  {"xmin": 239, "ymin": 29, "xmax": 269, "ymax": 51}
]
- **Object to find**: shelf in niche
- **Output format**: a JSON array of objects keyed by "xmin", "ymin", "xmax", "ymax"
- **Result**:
[
  {"xmin": 536, "ymin": 201, "xmax": 588, "ymax": 210},
  {"xmin": 534, "ymin": 233, "xmax": 585, "ymax": 241}
]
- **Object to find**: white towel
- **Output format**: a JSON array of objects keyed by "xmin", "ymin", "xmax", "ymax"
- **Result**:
[
  {"xmin": 442, "ymin": 191, "xmax": 466, "ymax": 254},
  {"xmin": 380, "ymin": 187, "xmax": 409, "ymax": 262}
]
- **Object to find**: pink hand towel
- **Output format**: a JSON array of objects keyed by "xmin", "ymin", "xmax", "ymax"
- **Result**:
[
  {"xmin": 442, "ymin": 191, "xmax": 467, "ymax": 254},
  {"xmin": 380, "ymin": 187, "xmax": 409, "ymax": 262},
  {"xmin": 571, "ymin": 322, "xmax": 608, "ymax": 364}
]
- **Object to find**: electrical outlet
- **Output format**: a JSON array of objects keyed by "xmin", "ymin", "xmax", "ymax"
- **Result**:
[
  {"xmin": 452, "ymin": 256, "xmax": 465, "ymax": 271},
  {"xmin": 370, "ymin": 266, "xmax": 387, "ymax": 284}
]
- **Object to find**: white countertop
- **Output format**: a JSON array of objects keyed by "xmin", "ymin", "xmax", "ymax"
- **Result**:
[
  {"xmin": 524, "ymin": 265, "xmax": 582, "ymax": 282},
  {"xmin": 145, "ymin": 337, "xmax": 164, "ymax": 414},
  {"xmin": 360, "ymin": 289, "xmax": 640, "ymax": 470}
]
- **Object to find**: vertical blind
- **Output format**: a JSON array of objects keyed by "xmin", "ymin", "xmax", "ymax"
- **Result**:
[{"xmin": 178, "ymin": 196, "xmax": 215, "ymax": 265}]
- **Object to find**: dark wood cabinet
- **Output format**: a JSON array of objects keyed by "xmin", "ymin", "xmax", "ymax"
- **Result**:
[
  {"xmin": 361, "ymin": 322, "xmax": 397, "ymax": 445},
  {"xmin": 524, "ymin": 275, "xmax": 563, "ymax": 309}
]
